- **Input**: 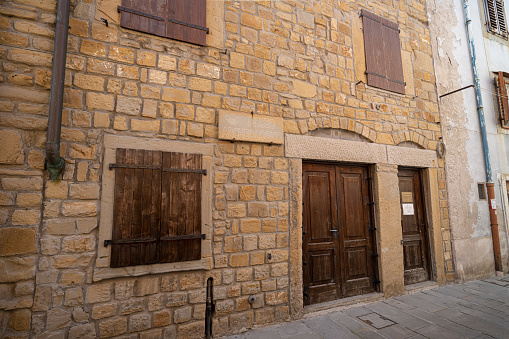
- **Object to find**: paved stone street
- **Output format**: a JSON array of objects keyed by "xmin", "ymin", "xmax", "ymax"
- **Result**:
[{"xmin": 223, "ymin": 276, "xmax": 509, "ymax": 339}]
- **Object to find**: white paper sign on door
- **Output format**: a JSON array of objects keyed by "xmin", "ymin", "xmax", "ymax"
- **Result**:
[{"xmin": 402, "ymin": 203, "xmax": 414, "ymax": 215}]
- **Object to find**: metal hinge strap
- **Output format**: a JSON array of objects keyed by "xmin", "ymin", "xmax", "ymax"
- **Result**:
[
  {"xmin": 104, "ymin": 234, "xmax": 205, "ymax": 247},
  {"xmin": 163, "ymin": 168, "xmax": 207, "ymax": 175},
  {"xmin": 160, "ymin": 234, "xmax": 206, "ymax": 241},
  {"xmin": 104, "ymin": 237, "xmax": 157, "ymax": 246},
  {"xmin": 366, "ymin": 71, "xmax": 406, "ymax": 85},
  {"xmin": 168, "ymin": 18, "xmax": 209, "ymax": 33},
  {"xmin": 109, "ymin": 163, "xmax": 161, "ymax": 170},
  {"xmin": 117, "ymin": 6, "xmax": 164, "ymax": 21}
]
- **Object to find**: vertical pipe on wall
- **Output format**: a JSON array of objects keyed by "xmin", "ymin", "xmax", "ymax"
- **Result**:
[
  {"xmin": 46, "ymin": 0, "xmax": 70, "ymax": 180},
  {"xmin": 462, "ymin": 0, "xmax": 503, "ymax": 274}
]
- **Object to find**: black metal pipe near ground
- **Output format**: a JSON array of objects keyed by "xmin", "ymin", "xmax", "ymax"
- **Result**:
[{"xmin": 205, "ymin": 277, "xmax": 214, "ymax": 338}]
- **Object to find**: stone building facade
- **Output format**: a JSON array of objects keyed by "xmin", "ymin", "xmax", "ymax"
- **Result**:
[{"xmin": 0, "ymin": 0, "xmax": 455, "ymax": 338}]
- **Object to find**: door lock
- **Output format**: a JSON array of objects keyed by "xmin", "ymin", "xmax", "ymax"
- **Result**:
[{"xmin": 330, "ymin": 228, "xmax": 338, "ymax": 238}]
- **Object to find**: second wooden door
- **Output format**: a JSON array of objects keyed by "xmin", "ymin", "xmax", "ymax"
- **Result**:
[
  {"xmin": 398, "ymin": 168, "xmax": 431, "ymax": 285},
  {"xmin": 303, "ymin": 163, "xmax": 377, "ymax": 305}
]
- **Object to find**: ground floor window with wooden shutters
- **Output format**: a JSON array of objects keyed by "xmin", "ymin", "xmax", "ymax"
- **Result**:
[{"xmin": 107, "ymin": 148, "xmax": 204, "ymax": 268}]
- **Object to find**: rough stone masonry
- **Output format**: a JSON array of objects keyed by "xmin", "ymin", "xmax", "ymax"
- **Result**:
[{"xmin": 0, "ymin": 0, "xmax": 454, "ymax": 338}]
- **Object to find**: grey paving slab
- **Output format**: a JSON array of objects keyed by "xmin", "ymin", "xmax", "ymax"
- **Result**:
[
  {"xmin": 343, "ymin": 305, "xmax": 373, "ymax": 318},
  {"xmin": 433, "ymin": 285, "xmax": 473, "ymax": 299},
  {"xmin": 377, "ymin": 324, "xmax": 417, "ymax": 339},
  {"xmin": 406, "ymin": 307, "xmax": 481, "ymax": 338},
  {"xmin": 427, "ymin": 289, "xmax": 509, "ymax": 323},
  {"xmin": 354, "ymin": 328, "xmax": 387, "ymax": 339},
  {"xmin": 274, "ymin": 321, "xmax": 319, "ymax": 338},
  {"xmin": 383, "ymin": 298, "xmax": 416, "ymax": 311},
  {"xmin": 434, "ymin": 307, "xmax": 508, "ymax": 338},
  {"xmin": 394, "ymin": 293, "xmax": 448, "ymax": 313},
  {"xmin": 327, "ymin": 311, "xmax": 374, "ymax": 332},
  {"xmin": 357, "ymin": 312, "xmax": 396, "ymax": 329},
  {"xmin": 302, "ymin": 315, "xmax": 359, "ymax": 339},
  {"xmin": 365, "ymin": 300, "xmax": 431, "ymax": 330},
  {"xmin": 462, "ymin": 293, "xmax": 505, "ymax": 309},
  {"xmin": 242, "ymin": 327, "xmax": 283, "ymax": 339},
  {"xmin": 415, "ymin": 324, "xmax": 467, "ymax": 339}
]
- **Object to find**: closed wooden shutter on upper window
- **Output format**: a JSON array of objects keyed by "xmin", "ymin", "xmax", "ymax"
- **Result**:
[
  {"xmin": 109, "ymin": 148, "xmax": 203, "ymax": 268},
  {"xmin": 119, "ymin": 0, "xmax": 167, "ymax": 37},
  {"xmin": 362, "ymin": 9, "xmax": 406, "ymax": 95},
  {"xmin": 497, "ymin": 72, "xmax": 509, "ymax": 126},
  {"xmin": 118, "ymin": 0, "xmax": 208, "ymax": 46},
  {"xmin": 484, "ymin": 0, "xmax": 508, "ymax": 36}
]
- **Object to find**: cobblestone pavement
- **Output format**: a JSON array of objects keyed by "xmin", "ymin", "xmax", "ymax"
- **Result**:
[{"xmin": 223, "ymin": 275, "xmax": 509, "ymax": 338}]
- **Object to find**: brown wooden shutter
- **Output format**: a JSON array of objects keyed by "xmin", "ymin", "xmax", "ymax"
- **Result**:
[
  {"xmin": 362, "ymin": 10, "xmax": 405, "ymax": 94},
  {"xmin": 362, "ymin": 10, "xmax": 387, "ymax": 90},
  {"xmin": 160, "ymin": 152, "xmax": 203, "ymax": 263},
  {"xmin": 166, "ymin": 0, "xmax": 208, "ymax": 46},
  {"xmin": 497, "ymin": 72, "xmax": 509, "ymax": 125},
  {"xmin": 118, "ymin": 0, "xmax": 208, "ymax": 45},
  {"xmin": 110, "ymin": 149, "xmax": 203, "ymax": 267},
  {"xmin": 111, "ymin": 149, "xmax": 162, "ymax": 268},
  {"xmin": 382, "ymin": 18, "xmax": 405, "ymax": 94},
  {"xmin": 118, "ymin": 0, "xmax": 167, "ymax": 37}
]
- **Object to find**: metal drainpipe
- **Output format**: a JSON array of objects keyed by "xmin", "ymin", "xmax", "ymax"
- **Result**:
[
  {"xmin": 46, "ymin": 0, "xmax": 70, "ymax": 180},
  {"xmin": 463, "ymin": 0, "xmax": 503, "ymax": 274},
  {"xmin": 205, "ymin": 277, "xmax": 214, "ymax": 338}
]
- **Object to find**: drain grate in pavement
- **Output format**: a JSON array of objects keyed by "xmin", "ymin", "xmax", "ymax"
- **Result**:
[{"xmin": 357, "ymin": 312, "xmax": 396, "ymax": 329}]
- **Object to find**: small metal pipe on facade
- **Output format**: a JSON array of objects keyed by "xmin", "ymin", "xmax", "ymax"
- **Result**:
[
  {"xmin": 46, "ymin": 0, "xmax": 71, "ymax": 180},
  {"xmin": 462, "ymin": 0, "xmax": 503, "ymax": 274}
]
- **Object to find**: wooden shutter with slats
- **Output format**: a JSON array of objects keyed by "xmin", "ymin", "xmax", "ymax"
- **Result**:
[
  {"xmin": 119, "ymin": 0, "xmax": 167, "ymax": 37},
  {"xmin": 118, "ymin": 0, "xmax": 208, "ymax": 46},
  {"xmin": 167, "ymin": 0, "xmax": 208, "ymax": 46},
  {"xmin": 109, "ymin": 148, "xmax": 203, "ymax": 268},
  {"xmin": 484, "ymin": 0, "xmax": 508, "ymax": 36},
  {"xmin": 160, "ymin": 152, "xmax": 202, "ymax": 263},
  {"xmin": 497, "ymin": 72, "xmax": 509, "ymax": 126},
  {"xmin": 362, "ymin": 10, "xmax": 406, "ymax": 95}
]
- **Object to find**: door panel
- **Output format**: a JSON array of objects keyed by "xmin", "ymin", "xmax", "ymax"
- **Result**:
[
  {"xmin": 398, "ymin": 168, "xmax": 430, "ymax": 285},
  {"xmin": 303, "ymin": 164, "xmax": 340, "ymax": 305},
  {"xmin": 337, "ymin": 166, "xmax": 375, "ymax": 297},
  {"xmin": 303, "ymin": 163, "xmax": 376, "ymax": 305}
]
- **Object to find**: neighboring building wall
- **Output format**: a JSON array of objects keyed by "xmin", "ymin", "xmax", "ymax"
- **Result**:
[
  {"xmin": 428, "ymin": 0, "xmax": 509, "ymax": 281},
  {"xmin": 0, "ymin": 0, "xmax": 452, "ymax": 338}
]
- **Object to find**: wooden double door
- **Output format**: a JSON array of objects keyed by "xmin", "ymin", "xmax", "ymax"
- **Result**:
[
  {"xmin": 303, "ymin": 163, "xmax": 377, "ymax": 305},
  {"xmin": 398, "ymin": 168, "xmax": 431, "ymax": 285}
]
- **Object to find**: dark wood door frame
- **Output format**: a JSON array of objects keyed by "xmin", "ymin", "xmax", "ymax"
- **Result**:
[{"xmin": 303, "ymin": 161, "xmax": 378, "ymax": 305}]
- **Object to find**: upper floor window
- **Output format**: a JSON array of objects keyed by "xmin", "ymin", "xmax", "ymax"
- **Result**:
[
  {"xmin": 118, "ymin": 0, "xmax": 208, "ymax": 46},
  {"xmin": 361, "ymin": 10, "xmax": 406, "ymax": 95},
  {"xmin": 483, "ymin": 0, "xmax": 508, "ymax": 37},
  {"xmin": 496, "ymin": 71, "xmax": 509, "ymax": 128}
]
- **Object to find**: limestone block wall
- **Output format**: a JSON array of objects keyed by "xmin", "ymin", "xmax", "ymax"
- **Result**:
[{"xmin": 0, "ymin": 0, "xmax": 453, "ymax": 338}]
